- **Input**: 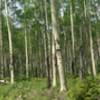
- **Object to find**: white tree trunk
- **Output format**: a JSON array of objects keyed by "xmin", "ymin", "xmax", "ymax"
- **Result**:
[
  {"xmin": 52, "ymin": 40, "xmax": 57, "ymax": 87},
  {"xmin": 89, "ymin": 24, "xmax": 97, "ymax": 77},
  {"xmin": 5, "ymin": 0, "xmax": 14, "ymax": 84},
  {"xmin": 85, "ymin": 0, "xmax": 97, "ymax": 77},
  {"xmin": 70, "ymin": 0, "xmax": 75, "ymax": 58},
  {"xmin": 25, "ymin": 28, "xmax": 29, "ymax": 78},
  {"xmin": 50, "ymin": 0, "xmax": 66, "ymax": 91}
]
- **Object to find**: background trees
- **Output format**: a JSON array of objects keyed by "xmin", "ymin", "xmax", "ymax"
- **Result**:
[{"xmin": 0, "ymin": 0, "xmax": 100, "ymax": 93}]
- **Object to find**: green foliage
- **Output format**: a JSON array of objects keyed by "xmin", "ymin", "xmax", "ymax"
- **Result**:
[
  {"xmin": 0, "ymin": 78, "xmax": 46, "ymax": 100},
  {"xmin": 67, "ymin": 76, "xmax": 100, "ymax": 100},
  {"xmin": 0, "ymin": 77, "xmax": 100, "ymax": 100},
  {"xmin": 0, "ymin": 78, "xmax": 66, "ymax": 100}
]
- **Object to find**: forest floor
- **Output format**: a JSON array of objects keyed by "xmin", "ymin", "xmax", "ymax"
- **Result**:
[{"xmin": 0, "ymin": 76, "xmax": 100, "ymax": 100}]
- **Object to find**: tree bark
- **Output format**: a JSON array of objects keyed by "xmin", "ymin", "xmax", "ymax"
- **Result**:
[
  {"xmin": 5, "ymin": 0, "xmax": 14, "ymax": 84},
  {"xmin": 86, "ymin": 0, "xmax": 97, "ymax": 77},
  {"xmin": 44, "ymin": 0, "xmax": 51, "ymax": 88},
  {"xmin": 89, "ymin": 23, "xmax": 97, "ymax": 77},
  {"xmin": 69, "ymin": 0, "xmax": 76, "ymax": 75},
  {"xmin": 0, "ymin": 0, "xmax": 4, "ymax": 79},
  {"xmin": 50, "ymin": 0, "xmax": 66, "ymax": 91},
  {"xmin": 24, "ymin": 28, "xmax": 29, "ymax": 78}
]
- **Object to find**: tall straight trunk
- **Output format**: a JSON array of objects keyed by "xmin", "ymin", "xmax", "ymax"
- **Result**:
[
  {"xmin": 5, "ymin": 0, "xmax": 14, "ymax": 84},
  {"xmin": 50, "ymin": 0, "xmax": 66, "ymax": 91},
  {"xmin": 79, "ymin": 26, "xmax": 84, "ymax": 79},
  {"xmin": 70, "ymin": 0, "xmax": 75, "ymax": 58},
  {"xmin": 89, "ymin": 23, "xmax": 97, "ymax": 77},
  {"xmin": 69, "ymin": 0, "xmax": 76, "ymax": 74},
  {"xmin": 28, "ymin": 30, "xmax": 32, "ymax": 74},
  {"xmin": 50, "ymin": 3, "xmax": 57, "ymax": 88},
  {"xmin": 24, "ymin": 2, "xmax": 29, "ymax": 78},
  {"xmin": 84, "ymin": 0, "xmax": 87, "ymax": 18},
  {"xmin": 0, "ymin": 0, "xmax": 4, "ymax": 78},
  {"xmin": 83, "ymin": 0, "xmax": 91, "ymax": 75},
  {"xmin": 24, "ymin": 28, "xmax": 29, "ymax": 78},
  {"xmin": 50, "ymin": 1, "xmax": 57, "ymax": 88},
  {"xmin": 85, "ymin": 0, "xmax": 97, "ymax": 77},
  {"xmin": 44, "ymin": 0, "xmax": 51, "ymax": 88},
  {"xmin": 52, "ymin": 39, "xmax": 57, "ymax": 87}
]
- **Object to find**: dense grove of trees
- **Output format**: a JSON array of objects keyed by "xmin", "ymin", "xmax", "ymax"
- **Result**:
[{"xmin": 0, "ymin": 0, "xmax": 100, "ymax": 92}]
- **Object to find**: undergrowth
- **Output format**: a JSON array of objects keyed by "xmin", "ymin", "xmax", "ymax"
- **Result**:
[{"xmin": 0, "ymin": 76, "xmax": 100, "ymax": 100}]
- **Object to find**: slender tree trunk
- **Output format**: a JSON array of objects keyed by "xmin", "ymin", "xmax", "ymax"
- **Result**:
[
  {"xmin": 89, "ymin": 23, "xmax": 97, "ymax": 77},
  {"xmin": 0, "ymin": 0, "xmax": 4, "ymax": 79},
  {"xmin": 83, "ymin": 0, "xmax": 91, "ymax": 75},
  {"xmin": 28, "ymin": 30, "xmax": 32, "ymax": 75},
  {"xmin": 50, "ymin": 2, "xmax": 57, "ymax": 88},
  {"xmin": 23, "ymin": 2, "xmax": 29, "ymax": 78},
  {"xmin": 44, "ymin": 0, "xmax": 51, "ymax": 88},
  {"xmin": 69, "ymin": 0, "xmax": 76, "ymax": 74},
  {"xmin": 3, "ymin": 53, "xmax": 7, "ymax": 77},
  {"xmin": 86, "ymin": 0, "xmax": 97, "ymax": 77},
  {"xmin": 79, "ymin": 26, "xmax": 84, "ymax": 79},
  {"xmin": 70, "ymin": 0, "xmax": 75, "ymax": 58},
  {"xmin": 5, "ymin": 0, "xmax": 14, "ymax": 84},
  {"xmin": 50, "ymin": 0, "xmax": 66, "ymax": 91},
  {"xmin": 24, "ymin": 28, "xmax": 29, "ymax": 78},
  {"xmin": 84, "ymin": 0, "xmax": 87, "ymax": 18},
  {"xmin": 52, "ymin": 39, "xmax": 57, "ymax": 87}
]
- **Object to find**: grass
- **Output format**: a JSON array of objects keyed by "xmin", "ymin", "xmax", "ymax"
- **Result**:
[
  {"xmin": 0, "ymin": 76, "xmax": 100, "ymax": 100},
  {"xmin": 0, "ymin": 78, "xmax": 64, "ymax": 100},
  {"xmin": 0, "ymin": 78, "xmax": 47, "ymax": 100}
]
